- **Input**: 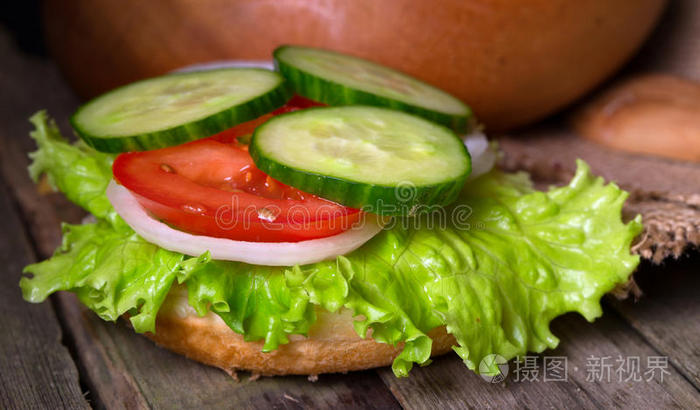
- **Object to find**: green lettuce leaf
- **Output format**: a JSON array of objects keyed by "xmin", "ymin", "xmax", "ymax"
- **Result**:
[
  {"xmin": 178, "ymin": 254, "xmax": 315, "ymax": 351},
  {"xmin": 20, "ymin": 112, "xmax": 642, "ymax": 377},
  {"xmin": 27, "ymin": 111, "xmax": 123, "ymax": 227},
  {"xmin": 21, "ymin": 221, "xmax": 183, "ymax": 333}
]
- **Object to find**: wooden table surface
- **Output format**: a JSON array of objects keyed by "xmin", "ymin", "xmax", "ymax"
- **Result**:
[{"xmin": 0, "ymin": 28, "xmax": 699, "ymax": 410}]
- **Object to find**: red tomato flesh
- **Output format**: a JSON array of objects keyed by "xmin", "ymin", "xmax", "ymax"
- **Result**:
[{"xmin": 112, "ymin": 97, "xmax": 361, "ymax": 242}]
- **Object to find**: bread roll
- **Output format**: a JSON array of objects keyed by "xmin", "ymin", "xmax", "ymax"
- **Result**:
[
  {"xmin": 574, "ymin": 74, "xmax": 700, "ymax": 162},
  {"xmin": 44, "ymin": 0, "xmax": 666, "ymax": 130},
  {"xmin": 146, "ymin": 286, "xmax": 456, "ymax": 375}
]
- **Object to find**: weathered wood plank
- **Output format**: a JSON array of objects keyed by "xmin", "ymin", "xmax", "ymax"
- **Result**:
[
  {"xmin": 0, "ymin": 177, "xmax": 88, "ymax": 409},
  {"xmin": 379, "ymin": 310, "xmax": 700, "ymax": 410},
  {"xmin": 380, "ymin": 354, "xmax": 596, "ymax": 410},
  {"xmin": 608, "ymin": 256, "xmax": 700, "ymax": 389},
  {"xmin": 550, "ymin": 311, "xmax": 700, "ymax": 408},
  {"xmin": 53, "ymin": 293, "xmax": 150, "ymax": 410},
  {"xmin": 0, "ymin": 29, "xmax": 84, "ymax": 259}
]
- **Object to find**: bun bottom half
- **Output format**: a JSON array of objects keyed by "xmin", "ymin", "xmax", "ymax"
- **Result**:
[{"xmin": 144, "ymin": 288, "xmax": 456, "ymax": 376}]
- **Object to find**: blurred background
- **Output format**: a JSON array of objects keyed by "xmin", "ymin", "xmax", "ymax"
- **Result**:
[{"xmin": 2, "ymin": 0, "xmax": 698, "ymax": 132}]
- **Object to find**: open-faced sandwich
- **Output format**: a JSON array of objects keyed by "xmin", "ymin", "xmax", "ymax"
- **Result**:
[{"xmin": 21, "ymin": 46, "xmax": 641, "ymax": 378}]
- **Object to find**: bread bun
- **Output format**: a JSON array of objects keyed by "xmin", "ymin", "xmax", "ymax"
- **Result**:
[
  {"xmin": 43, "ymin": 0, "xmax": 666, "ymax": 131},
  {"xmin": 146, "ymin": 286, "xmax": 455, "ymax": 375},
  {"xmin": 574, "ymin": 74, "xmax": 700, "ymax": 162}
]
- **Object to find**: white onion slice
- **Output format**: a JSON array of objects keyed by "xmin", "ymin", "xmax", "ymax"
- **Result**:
[
  {"xmin": 106, "ymin": 181, "xmax": 384, "ymax": 266},
  {"xmin": 175, "ymin": 60, "xmax": 275, "ymax": 73},
  {"xmin": 462, "ymin": 130, "xmax": 496, "ymax": 180}
]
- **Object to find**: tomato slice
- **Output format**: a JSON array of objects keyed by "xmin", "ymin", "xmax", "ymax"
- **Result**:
[{"xmin": 112, "ymin": 97, "xmax": 361, "ymax": 242}]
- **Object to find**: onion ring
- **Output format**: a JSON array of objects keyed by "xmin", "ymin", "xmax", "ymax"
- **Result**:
[{"xmin": 107, "ymin": 180, "xmax": 384, "ymax": 266}]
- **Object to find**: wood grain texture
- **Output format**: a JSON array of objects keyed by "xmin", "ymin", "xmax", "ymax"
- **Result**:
[
  {"xmin": 0, "ymin": 177, "xmax": 88, "ymax": 409},
  {"xmin": 550, "ymin": 311, "xmax": 700, "ymax": 408},
  {"xmin": 0, "ymin": 27, "xmax": 84, "ymax": 258},
  {"xmin": 380, "ymin": 354, "xmax": 597, "ymax": 409},
  {"xmin": 609, "ymin": 257, "xmax": 700, "ymax": 389},
  {"xmin": 380, "ymin": 311, "xmax": 700, "ymax": 410},
  {"xmin": 54, "ymin": 293, "xmax": 150, "ymax": 410},
  {"xmin": 0, "ymin": 27, "xmax": 89, "ymax": 410}
]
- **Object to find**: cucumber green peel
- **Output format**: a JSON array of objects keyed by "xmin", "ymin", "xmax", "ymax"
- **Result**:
[
  {"xmin": 71, "ymin": 68, "xmax": 291, "ymax": 152},
  {"xmin": 250, "ymin": 106, "xmax": 471, "ymax": 215},
  {"xmin": 274, "ymin": 45, "xmax": 473, "ymax": 132}
]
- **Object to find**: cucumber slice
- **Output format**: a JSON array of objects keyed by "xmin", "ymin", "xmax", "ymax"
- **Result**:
[
  {"xmin": 274, "ymin": 45, "xmax": 472, "ymax": 132},
  {"xmin": 250, "ymin": 106, "xmax": 471, "ymax": 215},
  {"xmin": 71, "ymin": 68, "xmax": 291, "ymax": 152}
]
